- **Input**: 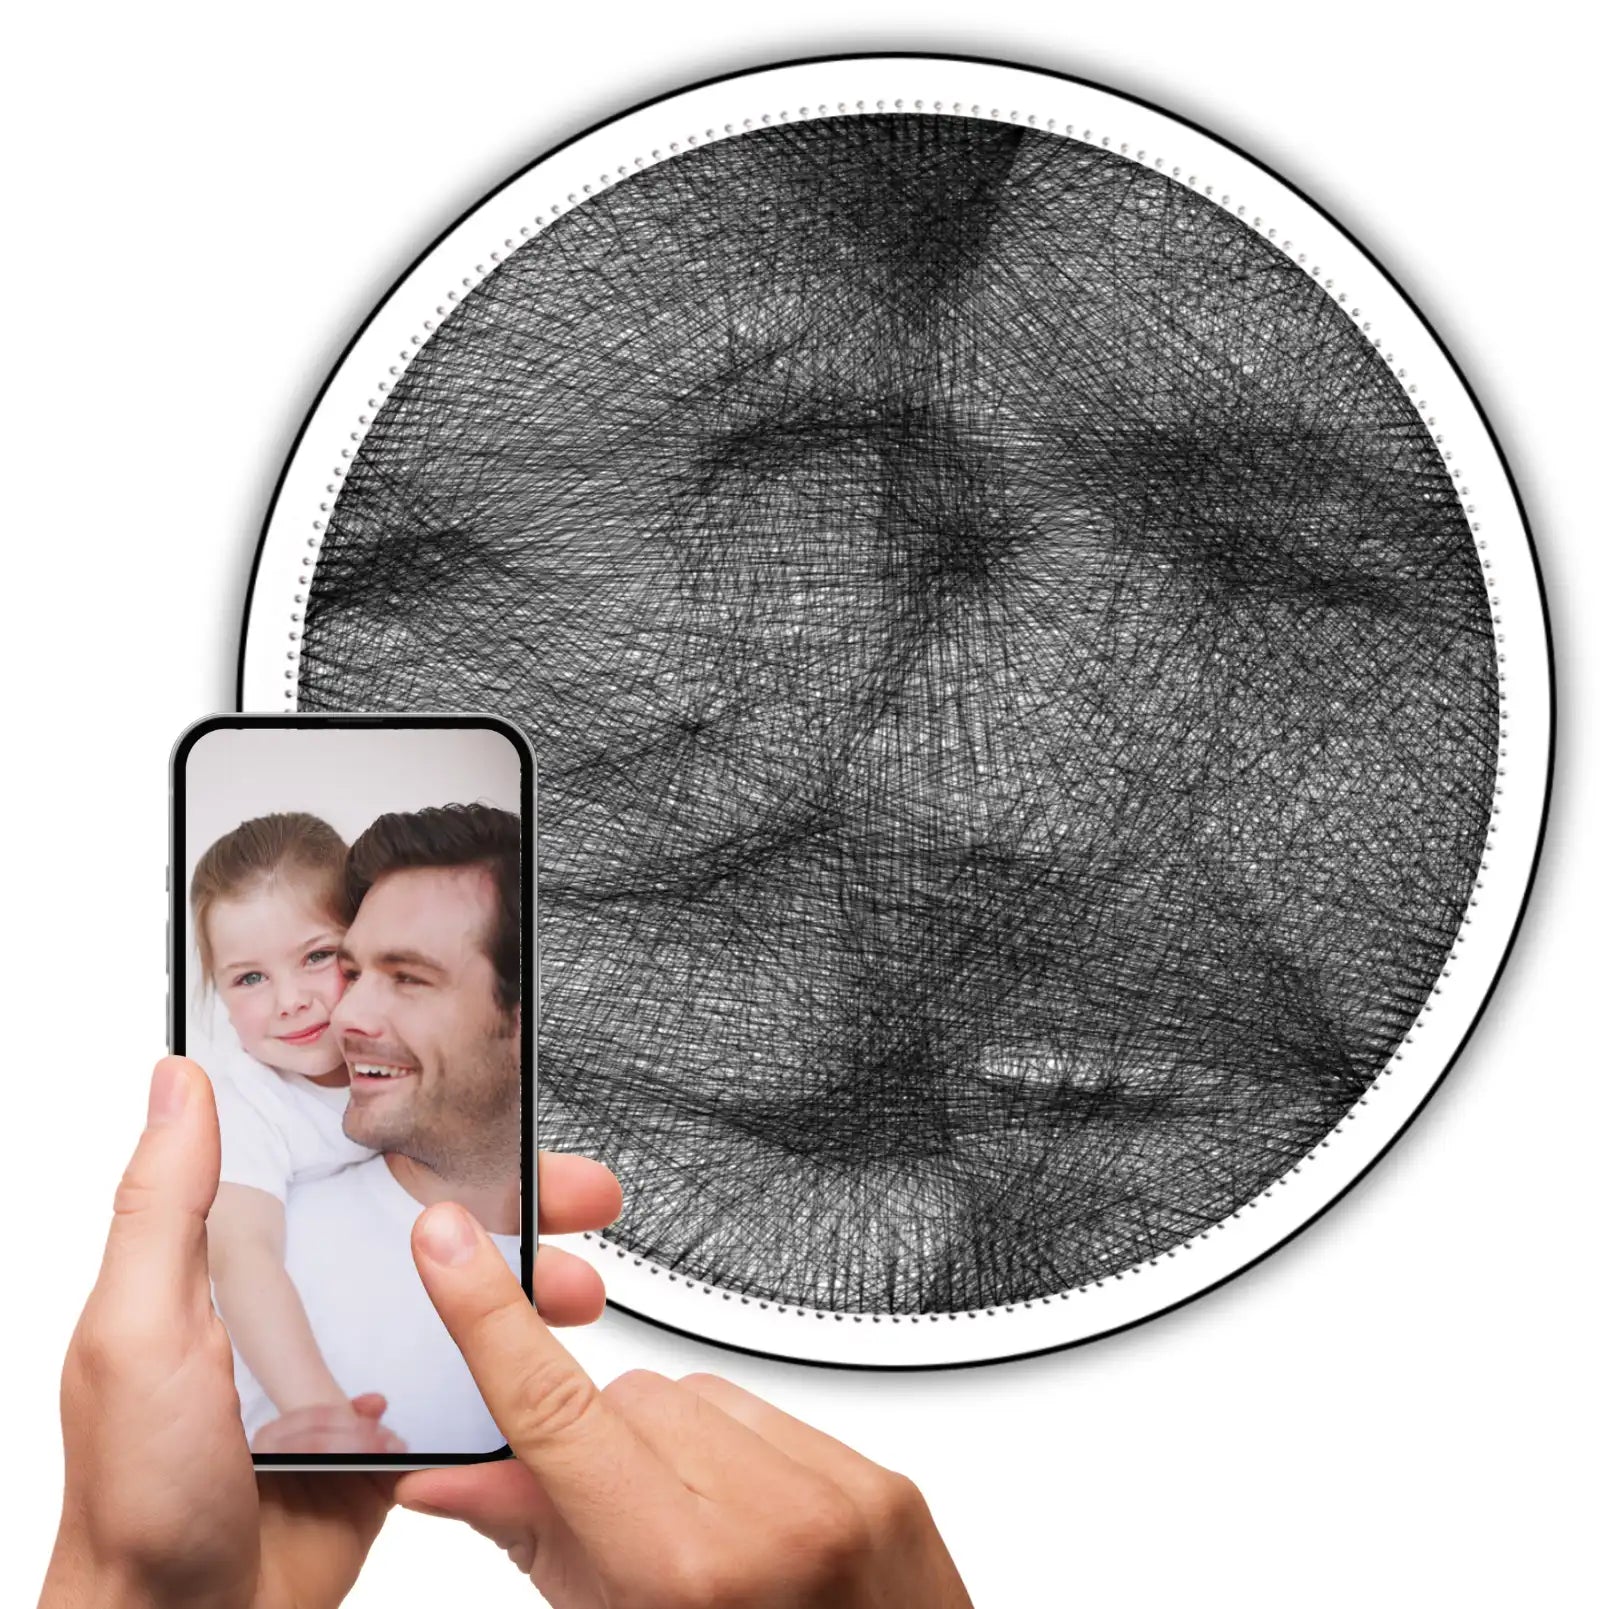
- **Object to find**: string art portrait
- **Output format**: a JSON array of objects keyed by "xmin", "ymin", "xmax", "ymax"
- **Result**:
[{"xmin": 244, "ymin": 59, "xmax": 1549, "ymax": 1364}]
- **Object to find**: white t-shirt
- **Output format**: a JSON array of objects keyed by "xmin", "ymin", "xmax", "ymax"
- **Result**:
[
  {"xmin": 235, "ymin": 1154, "xmax": 521, "ymax": 1455},
  {"xmin": 207, "ymin": 1047, "xmax": 375, "ymax": 1201}
]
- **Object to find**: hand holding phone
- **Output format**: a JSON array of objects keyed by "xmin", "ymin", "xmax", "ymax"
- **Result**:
[
  {"xmin": 39, "ymin": 1056, "xmax": 620, "ymax": 1608},
  {"xmin": 40, "ymin": 1061, "xmax": 970, "ymax": 1609}
]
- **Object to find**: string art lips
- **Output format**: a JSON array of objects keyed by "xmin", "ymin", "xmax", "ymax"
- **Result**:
[{"xmin": 243, "ymin": 59, "xmax": 1549, "ymax": 1364}]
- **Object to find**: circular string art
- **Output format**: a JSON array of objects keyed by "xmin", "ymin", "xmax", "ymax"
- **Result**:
[{"xmin": 243, "ymin": 57, "xmax": 1550, "ymax": 1365}]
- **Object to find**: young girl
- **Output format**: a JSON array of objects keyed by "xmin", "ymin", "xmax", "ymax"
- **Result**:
[{"xmin": 190, "ymin": 811, "xmax": 376, "ymax": 1419}]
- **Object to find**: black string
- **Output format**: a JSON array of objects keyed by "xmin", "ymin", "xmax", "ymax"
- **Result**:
[{"xmin": 300, "ymin": 116, "xmax": 1497, "ymax": 1314}]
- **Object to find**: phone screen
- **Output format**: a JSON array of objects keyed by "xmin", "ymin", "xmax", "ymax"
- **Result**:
[{"xmin": 169, "ymin": 714, "xmax": 534, "ymax": 1467}]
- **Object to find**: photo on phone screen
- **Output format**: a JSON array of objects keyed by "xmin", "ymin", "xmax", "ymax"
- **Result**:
[{"xmin": 169, "ymin": 715, "xmax": 533, "ymax": 1465}]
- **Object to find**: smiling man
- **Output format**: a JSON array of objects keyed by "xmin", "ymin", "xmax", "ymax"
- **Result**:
[
  {"xmin": 336, "ymin": 806, "xmax": 523, "ymax": 1223},
  {"xmin": 239, "ymin": 802, "xmax": 527, "ymax": 1455}
]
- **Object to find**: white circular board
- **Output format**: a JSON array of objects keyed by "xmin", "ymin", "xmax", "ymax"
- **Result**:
[{"xmin": 243, "ymin": 54, "xmax": 1550, "ymax": 1367}]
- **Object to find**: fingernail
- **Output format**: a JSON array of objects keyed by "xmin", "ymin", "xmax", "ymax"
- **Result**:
[
  {"xmin": 147, "ymin": 1060, "xmax": 188, "ymax": 1126},
  {"xmin": 418, "ymin": 1202, "xmax": 479, "ymax": 1267}
]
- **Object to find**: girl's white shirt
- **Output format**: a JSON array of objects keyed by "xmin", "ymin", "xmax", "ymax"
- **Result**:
[{"xmin": 207, "ymin": 1041, "xmax": 377, "ymax": 1201}]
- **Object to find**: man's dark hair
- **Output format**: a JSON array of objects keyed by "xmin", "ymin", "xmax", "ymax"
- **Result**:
[{"xmin": 347, "ymin": 802, "xmax": 522, "ymax": 1013}]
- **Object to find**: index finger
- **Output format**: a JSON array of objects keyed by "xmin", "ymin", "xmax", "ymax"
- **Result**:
[{"xmin": 411, "ymin": 1201, "xmax": 690, "ymax": 1549}]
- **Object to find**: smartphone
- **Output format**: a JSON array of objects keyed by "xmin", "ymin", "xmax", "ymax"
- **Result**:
[{"xmin": 168, "ymin": 712, "xmax": 535, "ymax": 1470}]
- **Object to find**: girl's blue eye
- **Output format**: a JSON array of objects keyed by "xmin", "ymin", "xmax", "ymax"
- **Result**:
[
  {"xmin": 305, "ymin": 949, "xmax": 337, "ymax": 967},
  {"xmin": 232, "ymin": 971, "xmax": 266, "ymax": 988}
]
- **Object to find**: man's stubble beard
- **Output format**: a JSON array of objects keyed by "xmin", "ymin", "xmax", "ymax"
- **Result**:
[{"xmin": 356, "ymin": 1022, "xmax": 521, "ymax": 1188}]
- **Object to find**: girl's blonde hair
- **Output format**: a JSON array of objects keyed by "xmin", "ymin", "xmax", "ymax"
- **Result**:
[{"xmin": 190, "ymin": 812, "xmax": 353, "ymax": 987}]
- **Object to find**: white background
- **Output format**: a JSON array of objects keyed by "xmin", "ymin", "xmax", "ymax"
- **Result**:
[
  {"xmin": 179, "ymin": 723, "xmax": 522, "ymax": 1062},
  {"xmin": 4, "ymin": 5, "xmax": 1600, "ymax": 1605}
]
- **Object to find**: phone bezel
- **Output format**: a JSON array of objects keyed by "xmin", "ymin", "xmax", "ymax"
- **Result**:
[{"xmin": 168, "ymin": 710, "xmax": 536, "ymax": 1471}]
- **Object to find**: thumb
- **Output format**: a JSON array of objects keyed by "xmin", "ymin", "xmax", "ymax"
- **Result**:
[
  {"xmin": 96, "ymin": 1057, "xmax": 221, "ymax": 1316},
  {"xmin": 411, "ymin": 1201, "xmax": 688, "ymax": 1553}
]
